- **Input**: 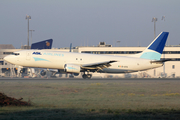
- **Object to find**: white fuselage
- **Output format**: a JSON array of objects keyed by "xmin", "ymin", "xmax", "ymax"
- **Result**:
[{"xmin": 4, "ymin": 50, "xmax": 163, "ymax": 73}]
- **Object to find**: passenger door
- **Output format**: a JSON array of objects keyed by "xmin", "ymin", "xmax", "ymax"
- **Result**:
[{"xmin": 26, "ymin": 52, "xmax": 31, "ymax": 60}]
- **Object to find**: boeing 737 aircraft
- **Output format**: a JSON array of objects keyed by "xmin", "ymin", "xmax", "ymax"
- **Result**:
[{"xmin": 4, "ymin": 32, "xmax": 169, "ymax": 79}]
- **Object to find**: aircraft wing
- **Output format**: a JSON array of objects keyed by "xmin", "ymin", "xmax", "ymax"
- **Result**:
[
  {"xmin": 150, "ymin": 59, "xmax": 173, "ymax": 63},
  {"xmin": 81, "ymin": 60, "xmax": 117, "ymax": 71}
]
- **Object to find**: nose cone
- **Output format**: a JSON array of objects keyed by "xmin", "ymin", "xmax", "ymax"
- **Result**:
[{"xmin": 4, "ymin": 55, "xmax": 14, "ymax": 64}]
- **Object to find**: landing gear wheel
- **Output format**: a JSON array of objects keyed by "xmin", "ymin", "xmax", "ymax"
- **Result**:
[
  {"xmin": 82, "ymin": 74, "xmax": 92, "ymax": 79},
  {"xmin": 82, "ymin": 74, "xmax": 87, "ymax": 79},
  {"xmin": 86, "ymin": 74, "xmax": 92, "ymax": 79}
]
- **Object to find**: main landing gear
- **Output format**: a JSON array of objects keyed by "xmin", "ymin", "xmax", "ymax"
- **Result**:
[{"xmin": 82, "ymin": 72, "xmax": 92, "ymax": 79}]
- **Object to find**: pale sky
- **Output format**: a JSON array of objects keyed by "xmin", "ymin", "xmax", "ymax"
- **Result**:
[{"xmin": 0, "ymin": 0, "xmax": 180, "ymax": 48}]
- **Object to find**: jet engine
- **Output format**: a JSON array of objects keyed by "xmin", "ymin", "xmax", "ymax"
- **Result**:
[
  {"xmin": 74, "ymin": 73, "xmax": 79, "ymax": 76},
  {"xmin": 40, "ymin": 70, "xmax": 46, "ymax": 76},
  {"xmin": 64, "ymin": 64, "xmax": 80, "ymax": 73}
]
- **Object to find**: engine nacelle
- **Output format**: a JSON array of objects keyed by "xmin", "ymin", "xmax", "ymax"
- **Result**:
[
  {"xmin": 40, "ymin": 70, "xmax": 46, "ymax": 76},
  {"xmin": 74, "ymin": 73, "xmax": 79, "ymax": 76},
  {"xmin": 64, "ymin": 64, "xmax": 80, "ymax": 73}
]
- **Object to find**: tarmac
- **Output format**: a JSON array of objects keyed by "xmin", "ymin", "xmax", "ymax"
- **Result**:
[{"xmin": 0, "ymin": 77, "xmax": 180, "ymax": 82}]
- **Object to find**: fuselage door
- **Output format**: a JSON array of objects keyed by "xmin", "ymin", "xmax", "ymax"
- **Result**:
[{"xmin": 26, "ymin": 52, "xmax": 31, "ymax": 60}]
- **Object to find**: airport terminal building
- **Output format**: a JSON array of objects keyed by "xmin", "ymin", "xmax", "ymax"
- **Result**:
[{"xmin": 0, "ymin": 42, "xmax": 180, "ymax": 78}]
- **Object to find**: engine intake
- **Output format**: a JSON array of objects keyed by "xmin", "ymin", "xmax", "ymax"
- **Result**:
[{"xmin": 40, "ymin": 70, "xmax": 46, "ymax": 76}]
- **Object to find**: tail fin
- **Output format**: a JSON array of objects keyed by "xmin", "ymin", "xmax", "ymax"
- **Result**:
[
  {"xmin": 31, "ymin": 39, "xmax": 53, "ymax": 49},
  {"xmin": 69, "ymin": 43, "xmax": 72, "ymax": 52},
  {"xmin": 132, "ymin": 32, "xmax": 169, "ymax": 60}
]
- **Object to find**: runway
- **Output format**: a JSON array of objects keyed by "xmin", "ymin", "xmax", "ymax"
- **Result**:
[{"xmin": 0, "ymin": 77, "xmax": 180, "ymax": 82}]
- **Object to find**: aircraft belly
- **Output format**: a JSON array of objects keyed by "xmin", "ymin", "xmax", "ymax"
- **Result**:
[
  {"xmin": 102, "ymin": 68, "xmax": 131, "ymax": 73},
  {"xmin": 102, "ymin": 60, "xmax": 160, "ymax": 73}
]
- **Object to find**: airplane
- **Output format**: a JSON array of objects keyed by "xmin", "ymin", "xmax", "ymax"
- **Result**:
[{"xmin": 4, "ymin": 32, "xmax": 169, "ymax": 79}]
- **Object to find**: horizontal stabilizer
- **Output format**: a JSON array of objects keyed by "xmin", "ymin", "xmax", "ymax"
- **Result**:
[{"xmin": 150, "ymin": 58, "xmax": 173, "ymax": 63}]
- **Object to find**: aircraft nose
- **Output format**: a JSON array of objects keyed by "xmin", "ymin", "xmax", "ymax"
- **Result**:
[{"xmin": 4, "ymin": 55, "xmax": 13, "ymax": 63}]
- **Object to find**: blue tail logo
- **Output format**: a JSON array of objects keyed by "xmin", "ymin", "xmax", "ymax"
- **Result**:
[
  {"xmin": 31, "ymin": 39, "xmax": 53, "ymax": 49},
  {"xmin": 140, "ymin": 32, "xmax": 169, "ymax": 60}
]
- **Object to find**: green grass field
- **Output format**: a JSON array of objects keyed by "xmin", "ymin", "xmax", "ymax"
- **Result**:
[{"xmin": 0, "ymin": 79, "xmax": 180, "ymax": 119}]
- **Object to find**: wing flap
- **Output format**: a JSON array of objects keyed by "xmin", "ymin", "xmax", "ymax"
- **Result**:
[{"xmin": 81, "ymin": 60, "xmax": 117, "ymax": 70}]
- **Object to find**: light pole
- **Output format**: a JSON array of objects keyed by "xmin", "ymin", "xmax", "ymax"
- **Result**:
[
  {"xmin": 162, "ymin": 16, "xmax": 166, "ymax": 77},
  {"xmin": 152, "ymin": 17, "xmax": 158, "ymax": 39},
  {"xmin": 152, "ymin": 17, "xmax": 157, "ymax": 77},
  {"xmin": 26, "ymin": 15, "xmax": 31, "ymax": 49},
  {"xmin": 162, "ymin": 16, "xmax": 165, "ymax": 21},
  {"xmin": 29, "ymin": 30, "xmax": 35, "ymax": 46}
]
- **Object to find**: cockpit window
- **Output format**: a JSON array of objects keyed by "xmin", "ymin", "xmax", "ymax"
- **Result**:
[{"xmin": 12, "ymin": 53, "xmax": 20, "ymax": 56}]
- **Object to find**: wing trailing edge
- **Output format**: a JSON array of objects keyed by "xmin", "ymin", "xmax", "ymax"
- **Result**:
[{"xmin": 81, "ymin": 60, "xmax": 117, "ymax": 70}]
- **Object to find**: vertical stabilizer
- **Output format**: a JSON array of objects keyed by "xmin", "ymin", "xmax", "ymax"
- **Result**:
[
  {"xmin": 69, "ymin": 43, "xmax": 72, "ymax": 52},
  {"xmin": 31, "ymin": 39, "xmax": 53, "ymax": 49},
  {"xmin": 131, "ymin": 32, "xmax": 169, "ymax": 60}
]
